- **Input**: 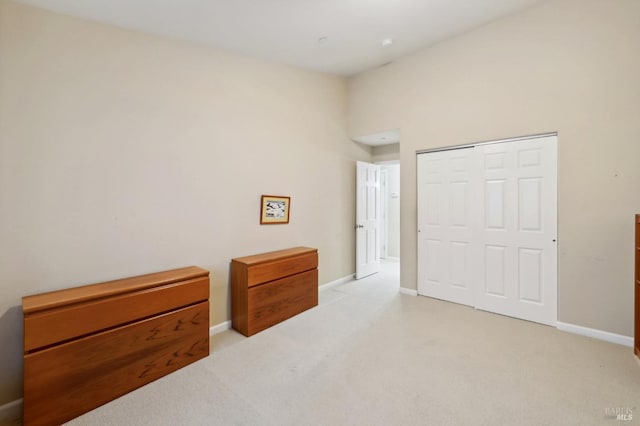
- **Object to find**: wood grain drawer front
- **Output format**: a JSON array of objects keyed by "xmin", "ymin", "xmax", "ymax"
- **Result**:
[
  {"xmin": 246, "ymin": 252, "xmax": 318, "ymax": 287},
  {"xmin": 246, "ymin": 269, "xmax": 318, "ymax": 335},
  {"xmin": 22, "ymin": 266, "xmax": 208, "ymax": 314},
  {"xmin": 23, "ymin": 302, "xmax": 209, "ymax": 426},
  {"xmin": 24, "ymin": 276, "xmax": 209, "ymax": 353}
]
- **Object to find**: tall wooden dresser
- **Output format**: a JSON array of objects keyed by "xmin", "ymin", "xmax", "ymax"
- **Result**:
[
  {"xmin": 231, "ymin": 247, "xmax": 318, "ymax": 336},
  {"xmin": 635, "ymin": 215, "xmax": 639, "ymax": 358}
]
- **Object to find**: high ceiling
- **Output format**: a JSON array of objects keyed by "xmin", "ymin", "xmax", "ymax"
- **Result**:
[{"xmin": 16, "ymin": 0, "xmax": 547, "ymax": 76}]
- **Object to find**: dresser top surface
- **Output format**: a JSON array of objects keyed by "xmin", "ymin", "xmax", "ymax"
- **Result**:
[
  {"xmin": 23, "ymin": 266, "xmax": 209, "ymax": 315},
  {"xmin": 232, "ymin": 247, "xmax": 317, "ymax": 266}
]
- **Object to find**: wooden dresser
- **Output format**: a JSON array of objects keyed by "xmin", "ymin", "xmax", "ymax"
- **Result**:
[
  {"xmin": 22, "ymin": 266, "xmax": 210, "ymax": 425},
  {"xmin": 635, "ymin": 215, "xmax": 639, "ymax": 358},
  {"xmin": 231, "ymin": 247, "xmax": 318, "ymax": 336}
]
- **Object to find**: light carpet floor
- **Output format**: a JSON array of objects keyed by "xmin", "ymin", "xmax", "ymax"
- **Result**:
[{"xmin": 54, "ymin": 260, "xmax": 640, "ymax": 425}]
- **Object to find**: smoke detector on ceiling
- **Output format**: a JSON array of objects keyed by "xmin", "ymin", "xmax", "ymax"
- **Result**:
[{"xmin": 381, "ymin": 38, "xmax": 393, "ymax": 47}]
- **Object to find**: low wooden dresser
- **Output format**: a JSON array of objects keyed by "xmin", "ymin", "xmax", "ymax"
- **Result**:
[
  {"xmin": 231, "ymin": 247, "xmax": 318, "ymax": 336},
  {"xmin": 22, "ymin": 266, "xmax": 210, "ymax": 425}
]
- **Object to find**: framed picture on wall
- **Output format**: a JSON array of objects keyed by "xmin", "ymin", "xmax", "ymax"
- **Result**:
[{"xmin": 260, "ymin": 195, "xmax": 290, "ymax": 224}]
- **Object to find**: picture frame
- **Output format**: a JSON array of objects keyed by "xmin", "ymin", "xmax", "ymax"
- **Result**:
[{"xmin": 260, "ymin": 195, "xmax": 290, "ymax": 224}]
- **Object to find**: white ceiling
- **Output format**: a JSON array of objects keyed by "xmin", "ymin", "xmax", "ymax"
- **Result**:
[
  {"xmin": 352, "ymin": 129, "xmax": 400, "ymax": 146},
  {"xmin": 16, "ymin": 0, "xmax": 546, "ymax": 76}
]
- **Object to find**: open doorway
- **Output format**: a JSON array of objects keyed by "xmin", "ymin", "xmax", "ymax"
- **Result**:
[
  {"xmin": 378, "ymin": 161, "xmax": 400, "ymax": 261},
  {"xmin": 352, "ymin": 131, "xmax": 401, "ymax": 279}
]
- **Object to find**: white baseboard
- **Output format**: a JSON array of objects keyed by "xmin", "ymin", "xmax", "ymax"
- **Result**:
[
  {"xmin": 0, "ymin": 398, "xmax": 22, "ymax": 421},
  {"xmin": 318, "ymin": 274, "xmax": 354, "ymax": 292},
  {"xmin": 399, "ymin": 287, "xmax": 418, "ymax": 296},
  {"xmin": 209, "ymin": 320, "xmax": 231, "ymax": 336},
  {"xmin": 557, "ymin": 321, "xmax": 633, "ymax": 347}
]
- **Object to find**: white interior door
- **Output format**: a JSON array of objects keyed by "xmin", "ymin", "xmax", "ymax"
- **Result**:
[
  {"xmin": 475, "ymin": 136, "xmax": 557, "ymax": 325},
  {"xmin": 417, "ymin": 135, "xmax": 557, "ymax": 326},
  {"xmin": 417, "ymin": 148, "xmax": 476, "ymax": 306},
  {"xmin": 356, "ymin": 161, "xmax": 381, "ymax": 279}
]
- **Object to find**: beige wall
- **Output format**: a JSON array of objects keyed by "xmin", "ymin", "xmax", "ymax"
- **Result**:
[
  {"xmin": 0, "ymin": 1, "xmax": 371, "ymax": 404},
  {"xmin": 371, "ymin": 143, "xmax": 400, "ymax": 163},
  {"xmin": 348, "ymin": 0, "xmax": 640, "ymax": 336}
]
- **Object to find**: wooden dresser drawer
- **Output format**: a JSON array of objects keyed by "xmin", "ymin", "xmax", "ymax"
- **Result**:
[
  {"xmin": 247, "ymin": 269, "xmax": 318, "ymax": 335},
  {"xmin": 24, "ymin": 276, "xmax": 209, "ymax": 352},
  {"xmin": 247, "ymin": 252, "xmax": 318, "ymax": 287},
  {"xmin": 24, "ymin": 302, "xmax": 209, "ymax": 425}
]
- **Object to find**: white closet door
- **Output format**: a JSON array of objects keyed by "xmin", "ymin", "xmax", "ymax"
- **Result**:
[
  {"xmin": 475, "ymin": 136, "xmax": 557, "ymax": 325},
  {"xmin": 417, "ymin": 148, "xmax": 476, "ymax": 306},
  {"xmin": 417, "ymin": 135, "xmax": 557, "ymax": 326}
]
